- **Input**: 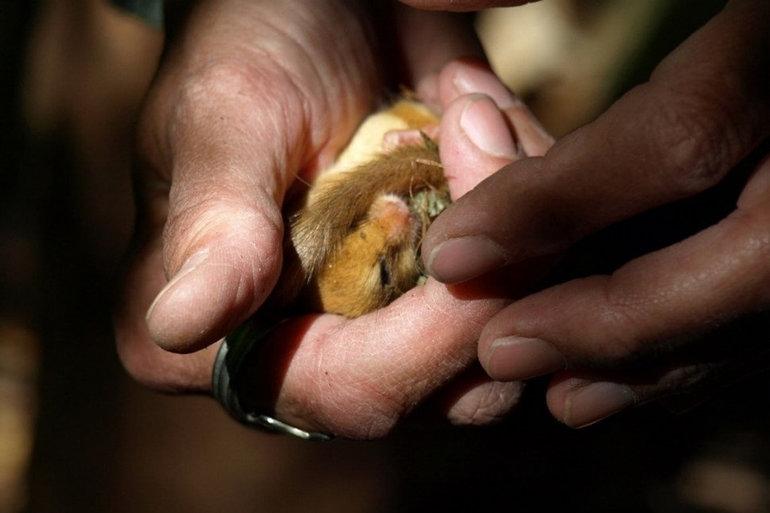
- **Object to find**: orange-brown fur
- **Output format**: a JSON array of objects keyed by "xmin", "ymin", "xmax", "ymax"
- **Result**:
[
  {"xmin": 311, "ymin": 194, "xmax": 420, "ymax": 317},
  {"xmin": 268, "ymin": 101, "xmax": 448, "ymax": 317}
]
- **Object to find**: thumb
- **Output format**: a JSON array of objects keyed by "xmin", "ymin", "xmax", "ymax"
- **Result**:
[
  {"xmin": 145, "ymin": 182, "xmax": 285, "ymax": 354},
  {"xmin": 427, "ymin": 66, "xmax": 554, "ymax": 279},
  {"xmin": 139, "ymin": 65, "xmax": 309, "ymax": 354},
  {"xmin": 439, "ymin": 93, "xmax": 519, "ymax": 200},
  {"xmin": 436, "ymin": 58, "xmax": 554, "ymax": 199}
]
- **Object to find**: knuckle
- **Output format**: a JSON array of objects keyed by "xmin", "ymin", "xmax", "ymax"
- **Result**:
[
  {"xmin": 640, "ymin": 363, "xmax": 715, "ymax": 407},
  {"xmin": 447, "ymin": 381, "xmax": 523, "ymax": 426},
  {"xmin": 165, "ymin": 192, "xmax": 243, "ymax": 242},
  {"xmin": 175, "ymin": 58, "xmax": 306, "ymax": 132},
  {"xmin": 724, "ymin": 208, "xmax": 770, "ymax": 300},
  {"xmin": 161, "ymin": 58, "xmax": 309, "ymax": 174},
  {"xmin": 135, "ymin": 56, "xmax": 308, "ymax": 183},
  {"xmin": 661, "ymin": 363, "xmax": 713, "ymax": 391},
  {"xmin": 163, "ymin": 193, "xmax": 283, "ymax": 272},
  {"xmin": 647, "ymin": 84, "xmax": 738, "ymax": 195},
  {"xmin": 582, "ymin": 276, "xmax": 652, "ymax": 363},
  {"xmin": 137, "ymin": 60, "xmax": 267, "ymax": 171},
  {"xmin": 587, "ymin": 316, "xmax": 642, "ymax": 364},
  {"xmin": 179, "ymin": 59, "xmax": 266, "ymax": 111},
  {"xmin": 728, "ymin": 208, "xmax": 770, "ymax": 255}
]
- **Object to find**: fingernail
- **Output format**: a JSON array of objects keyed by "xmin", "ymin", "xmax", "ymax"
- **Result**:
[
  {"xmin": 459, "ymin": 96, "xmax": 517, "ymax": 160},
  {"xmin": 426, "ymin": 236, "xmax": 507, "ymax": 283},
  {"xmin": 484, "ymin": 336, "xmax": 564, "ymax": 381},
  {"xmin": 146, "ymin": 249, "xmax": 209, "ymax": 322},
  {"xmin": 562, "ymin": 382, "xmax": 636, "ymax": 428},
  {"xmin": 453, "ymin": 66, "xmax": 517, "ymax": 109}
]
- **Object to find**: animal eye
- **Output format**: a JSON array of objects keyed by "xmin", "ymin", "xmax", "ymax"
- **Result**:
[{"xmin": 378, "ymin": 257, "xmax": 391, "ymax": 287}]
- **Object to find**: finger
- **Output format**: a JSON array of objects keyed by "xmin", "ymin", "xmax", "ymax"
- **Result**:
[
  {"xmin": 430, "ymin": 88, "xmax": 554, "ymax": 270},
  {"xmin": 545, "ymin": 370, "xmax": 693, "ymax": 429},
  {"xmin": 238, "ymin": 275, "xmax": 513, "ymax": 439},
  {"xmin": 436, "ymin": 58, "xmax": 554, "ymax": 157},
  {"xmin": 546, "ymin": 363, "xmax": 730, "ymax": 429},
  {"xmin": 435, "ymin": 365, "xmax": 524, "ymax": 426},
  {"xmin": 394, "ymin": 365, "xmax": 524, "ymax": 426},
  {"xmin": 139, "ymin": 63, "xmax": 305, "ymax": 353},
  {"xmin": 423, "ymin": 0, "xmax": 770, "ymax": 284},
  {"xmin": 546, "ymin": 327, "xmax": 770, "ymax": 428},
  {"xmin": 478, "ymin": 157, "xmax": 770, "ymax": 382},
  {"xmin": 439, "ymin": 94, "xmax": 519, "ymax": 199},
  {"xmin": 436, "ymin": 87, "xmax": 554, "ymax": 201}
]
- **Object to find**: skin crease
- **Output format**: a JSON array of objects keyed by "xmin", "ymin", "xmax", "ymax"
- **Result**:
[
  {"xmin": 422, "ymin": 0, "xmax": 770, "ymax": 427},
  {"xmin": 114, "ymin": 0, "xmax": 553, "ymax": 438}
]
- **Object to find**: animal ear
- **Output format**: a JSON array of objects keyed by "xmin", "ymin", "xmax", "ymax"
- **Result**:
[{"xmin": 367, "ymin": 194, "xmax": 413, "ymax": 245}]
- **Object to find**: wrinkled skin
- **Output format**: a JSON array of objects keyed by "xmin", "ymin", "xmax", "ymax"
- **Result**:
[
  {"xmin": 421, "ymin": 0, "xmax": 770, "ymax": 427},
  {"xmin": 114, "ymin": 0, "xmax": 553, "ymax": 438}
]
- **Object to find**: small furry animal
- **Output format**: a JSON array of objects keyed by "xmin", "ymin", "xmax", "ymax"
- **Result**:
[{"xmin": 268, "ymin": 100, "xmax": 450, "ymax": 317}]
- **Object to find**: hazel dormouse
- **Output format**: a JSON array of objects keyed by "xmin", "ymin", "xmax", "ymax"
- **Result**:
[{"xmin": 270, "ymin": 100, "xmax": 450, "ymax": 317}]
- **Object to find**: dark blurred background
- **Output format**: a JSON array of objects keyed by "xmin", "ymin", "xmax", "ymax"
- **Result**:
[{"xmin": 1, "ymin": 1, "xmax": 768, "ymax": 512}]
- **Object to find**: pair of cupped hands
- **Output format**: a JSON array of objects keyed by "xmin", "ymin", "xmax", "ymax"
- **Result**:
[{"xmin": 115, "ymin": 0, "xmax": 770, "ymax": 439}]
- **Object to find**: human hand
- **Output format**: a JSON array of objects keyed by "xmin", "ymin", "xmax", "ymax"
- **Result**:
[
  {"xmin": 422, "ymin": 0, "xmax": 770, "ymax": 427},
  {"xmin": 114, "ymin": 0, "xmax": 552, "ymax": 438}
]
